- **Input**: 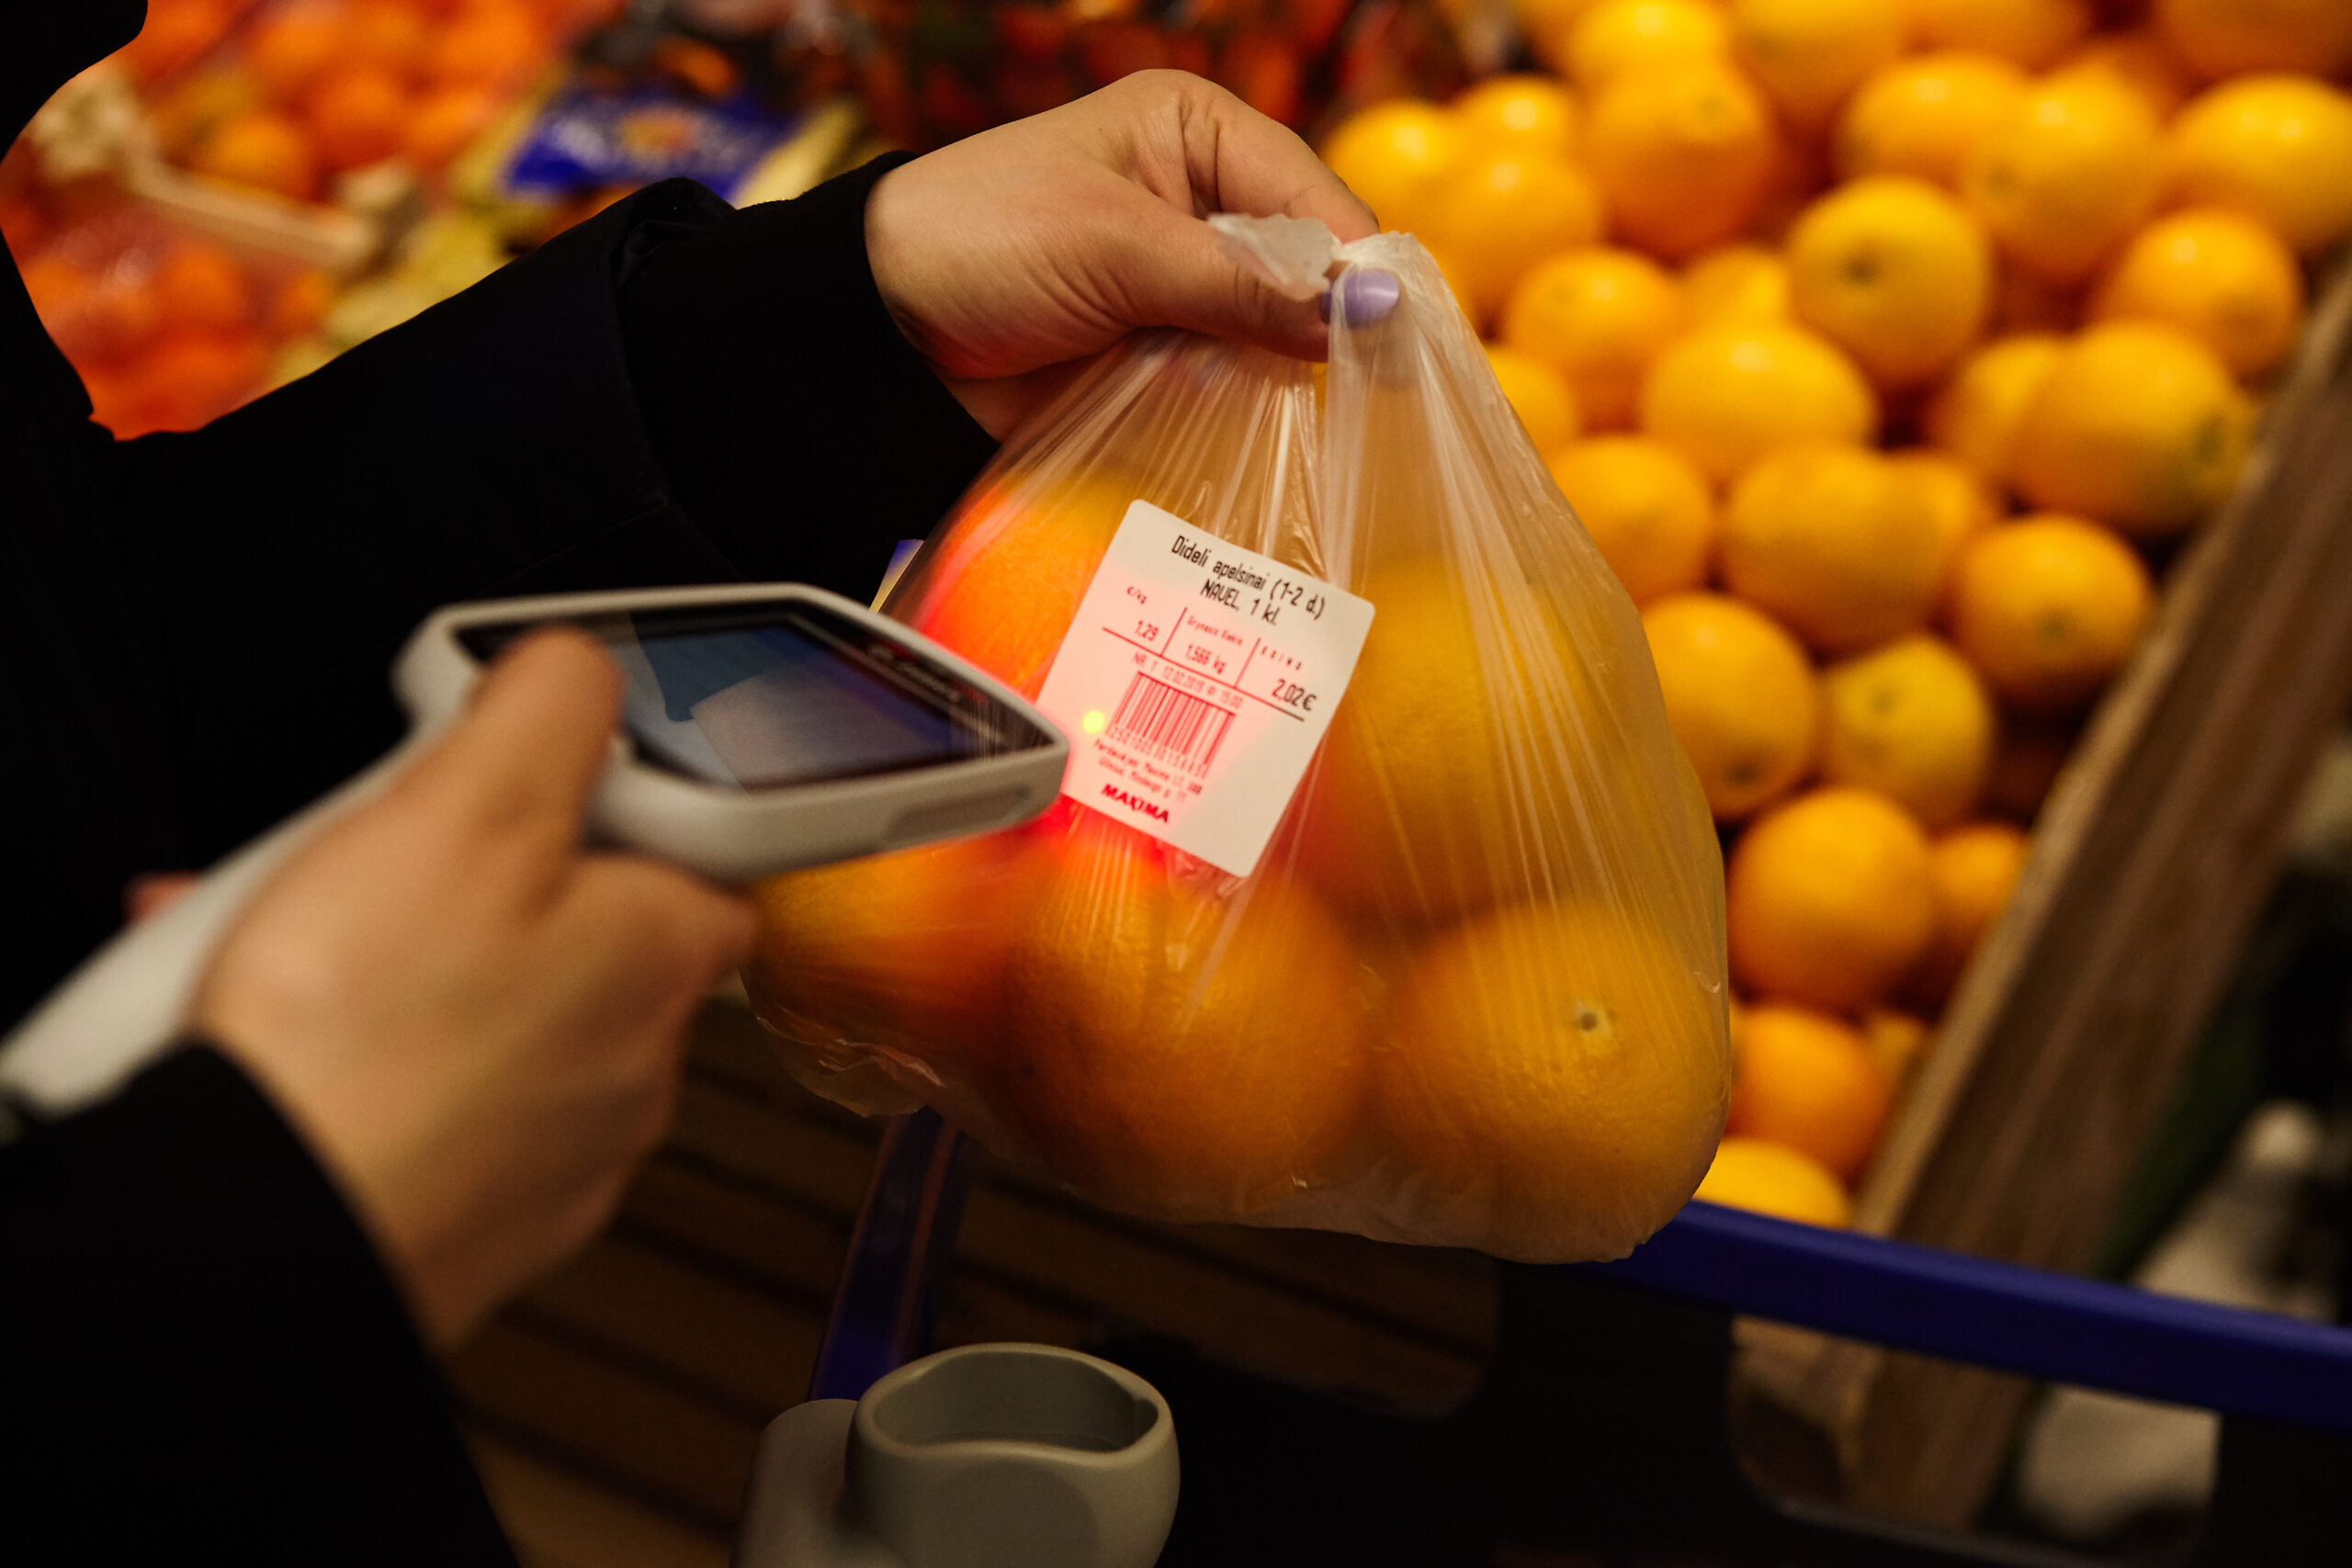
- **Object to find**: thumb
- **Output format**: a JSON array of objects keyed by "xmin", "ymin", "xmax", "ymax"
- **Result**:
[
  {"xmin": 397, "ymin": 627, "xmax": 624, "ymax": 854},
  {"xmin": 1117, "ymin": 201, "xmax": 1332, "ymax": 361}
]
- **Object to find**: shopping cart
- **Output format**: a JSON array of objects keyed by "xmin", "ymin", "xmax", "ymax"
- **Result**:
[{"xmin": 785, "ymin": 1109, "xmax": 2352, "ymax": 1566}]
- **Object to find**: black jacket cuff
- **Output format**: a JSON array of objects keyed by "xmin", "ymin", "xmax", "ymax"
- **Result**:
[{"xmin": 0, "ymin": 1046, "xmax": 512, "ymax": 1563}]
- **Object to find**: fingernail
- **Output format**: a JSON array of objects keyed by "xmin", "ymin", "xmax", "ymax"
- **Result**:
[{"xmin": 1320, "ymin": 269, "xmax": 1402, "ymax": 326}]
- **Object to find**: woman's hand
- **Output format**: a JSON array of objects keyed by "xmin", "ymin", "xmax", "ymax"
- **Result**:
[
  {"xmin": 194, "ymin": 630, "xmax": 754, "ymax": 1348},
  {"xmin": 865, "ymin": 70, "xmax": 1378, "ymax": 435}
]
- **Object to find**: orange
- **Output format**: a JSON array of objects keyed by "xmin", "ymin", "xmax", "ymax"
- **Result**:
[
  {"xmin": 123, "ymin": 328, "xmax": 268, "ymax": 432},
  {"xmin": 1587, "ymin": 59, "xmax": 1780, "ymax": 260},
  {"xmin": 1721, "ymin": 443, "xmax": 1941, "ymax": 653},
  {"xmin": 1500, "ymin": 247, "xmax": 1687, "ymax": 430},
  {"xmin": 120, "ymin": 0, "xmax": 232, "ymax": 85},
  {"xmin": 1423, "ymin": 150, "xmax": 1606, "ymax": 321},
  {"xmin": 426, "ymin": 2, "xmax": 545, "ymax": 90},
  {"xmin": 1318, "ymin": 99, "xmax": 1463, "ymax": 236},
  {"xmin": 305, "ymin": 65, "xmax": 408, "ymax": 172},
  {"xmin": 1516, "ymin": 0, "xmax": 1611, "ymax": 70},
  {"xmin": 1639, "ymin": 323, "xmax": 1880, "ymax": 483},
  {"xmin": 1922, "ymin": 331, "xmax": 2063, "ymax": 487},
  {"xmin": 1374, "ymin": 899, "xmax": 1732, "ymax": 1260},
  {"xmin": 2165, "ymin": 75, "xmax": 2352, "ymax": 259},
  {"xmin": 1728, "ymin": 0, "xmax": 1907, "ymax": 134},
  {"xmin": 1984, "ymin": 716, "xmax": 2075, "ymax": 818},
  {"xmin": 1728, "ymin": 785, "xmax": 1938, "ymax": 1012},
  {"xmin": 153, "ymin": 243, "xmax": 252, "ymax": 334},
  {"xmin": 1906, "ymin": 818, "xmax": 2030, "ymax": 1007},
  {"xmin": 269, "ymin": 268, "xmax": 337, "ymax": 338},
  {"xmin": 1298, "ymin": 563, "xmax": 1596, "ymax": 923},
  {"xmin": 247, "ymin": 4, "xmax": 349, "ymax": 101},
  {"xmin": 2053, "ymin": 29, "xmax": 2195, "ymax": 123},
  {"xmin": 1003, "ymin": 825, "xmax": 1369, "ymax": 1222},
  {"xmin": 1962, "ymin": 73, "xmax": 2165, "ymax": 285},
  {"xmin": 1890, "ymin": 448, "xmax": 1996, "ymax": 611},
  {"xmin": 1641, "ymin": 592, "xmax": 1821, "ymax": 820},
  {"xmin": 192, "ymin": 107, "xmax": 320, "ymax": 202},
  {"xmin": 1861, "ymin": 1008, "xmax": 1930, "ymax": 1084},
  {"xmin": 1835, "ymin": 51, "xmax": 2029, "ymax": 189},
  {"xmin": 403, "ymin": 84, "xmax": 500, "ymax": 173},
  {"xmin": 903, "ymin": 471, "xmax": 1132, "ymax": 696},
  {"xmin": 2154, "ymin": 0, "xmax": 2352, "ymax": 81},
  {"xmin": 1485, "ymin": 344, "xmax": 1584, "ymax": 453},
  {"xmin": 1551, "ymin": 435, "xmax": 1716, "ymax": 604},
  {"xmin": 1725, "ymin": 1003, "xmax": 1894, "ymax": 1182},
  {"xmin": 1453, "ymin": 73, "xmax": 1580, "ymax": 157},
  {"xmin": 1787, "ymin": 175, "xmax": 1995, "ymax": 389},
  {"xmin": 1681, "ymin": 243, "xmax": 1792, "ymax": 327},
  {"xmin": 1819, "ymin": 633, "xmax": 1996, "ymax": 827},
  {"xmin": 745, "ymin": 831, "xmax": 1035, "ymax": 1066},
  {"xmin": 1565, "ymin": 0, "xmax": 1731, "ymax": 92},
  {"xmin": 1948, "ymin": 514, "xmax": 2154, "ymax": 712},
  {"xmin": 1695, "ymin": 1136, "xmax": 1853, "ymax": 1224},
  {"xmin": 1905, "ymin": 0, "xmax": 2091, "ymax": 68},
  {"xmin": 20, "ymin": 256, "xmax": 160, "ymax": 367},
  {"xmin": 346, "ymin": 0, "xmax": 429, "ymax": 78},
  {"xmin": 2091, "ymin": 209, "xmax": 2305, "ymax": 380},
  {"xmin": 2010, "ymin": 321, "xmax": 2253, "ymax": 536}
]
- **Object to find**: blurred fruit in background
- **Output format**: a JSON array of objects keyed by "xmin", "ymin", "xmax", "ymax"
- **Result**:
[
  {"xmin": 1728, "ymin": 785, "xmax": 1937, "ymax": 1014},
  {"xmin": 1680, "ymin": 241, "xmax": 1790, "ymax": 326},
  {"xmin": 1485, "ymin": 343, "xmax": 1583, "ymax": 449},
  {"xmin": 1549, "ymin": 435, "xmax": 1714, "ymax": 603},
  {"xmin": 1697, "ymin": 1136, "xmax": 1855, "ymax": 1226},
  {"xmin": 1501, "ymin": 246, "xmax": 1685, "ymax": 427},
  {"xmin": 2153, "ymin": 0, "xmax": 2352, "ymax": 82},
  {"xmin": 1907, "ymin": 818, "xmax": 2032, "ymax": 1009},
  {"xmin": 1836, "ymin": 51, "xmax": 2028, "ymax": 186},
  {"xmin": 1720, "ymin": 443, "xmax": 1938, "ymax": 653},
  {"xmin": 1726, "ymin": 1002, "xmax": 1894, "ymax": 1182},
  {"xmin": 2008, "ymin": 321, "xmax": 2253, "ymax": 536},
  {"xmin": 1641, "ymin": 591, "xmax": 1820, "ymax": 821},
  {"xmin": 1962, "ymin": 73, "xmax": 2164, "ymax": 284},
  {"xmin": 2163, "ymin": 74, "xmax": 2352, "ymax": 258},
  {"xmin": 1907, "ymin": 0, "xmax": 2091, "ymax": 70},
  {"xmin": 2089, "ymin": 208, "xmax": 2305, "ymax": 379},
  {"xmin": 1818, "ymin": 634, "xmax": 1996, "ymax": 829},
  {"xmin": 1787, "ymin": 175, "xmax": 1994, "ymax": 389},
  {"xmin": 1948, "ymin": 514, "xmax": 2154, "ymax": 713},
  {"xmin": 1639, "ymin": 322, "xmax": 1878, "ymax": 482},
  {"xmin": 1924, "ymin": 331, "xmax": 2064, "ymax": 487},
  {"xmin": 1728, "ymin": 0, "xmax": 1905, "ymax": 136},
  {"xmin": 1586, "ymin": 59, "xmax": 1777, "ymax": 258}
]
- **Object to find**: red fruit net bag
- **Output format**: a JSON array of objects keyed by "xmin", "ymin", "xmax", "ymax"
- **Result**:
[{"xmin": 745, "ymin": 221, "xmax": 1730, "ymax": 1261}]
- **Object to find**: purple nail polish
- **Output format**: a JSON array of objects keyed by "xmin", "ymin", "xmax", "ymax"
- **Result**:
[{"xmin": 1321, "ymin": 268, "xmax": 1402, "ymax": 326}]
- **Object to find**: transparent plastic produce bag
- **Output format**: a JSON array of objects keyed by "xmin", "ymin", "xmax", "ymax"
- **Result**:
[{"xmin": 743, "ymin": 224, "xmax": 1731, "ymax": 1262}]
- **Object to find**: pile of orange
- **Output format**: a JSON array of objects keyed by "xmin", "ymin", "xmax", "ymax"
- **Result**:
[
  {"xmin": 141, "ymin": 0, "xmax": 582, "ymax": 202},
  {"xmin": 18, "ymin": 224, "xmax": 334, "ymax": 436},
  {"xmin": 1321, "ymin": 0, "xmax": 2352, "ymax": 1228}
]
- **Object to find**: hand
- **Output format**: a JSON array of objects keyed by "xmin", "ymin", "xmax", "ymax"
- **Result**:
[
  {"xmin": 194, "ymin": 630, "xmax": 754, "ymax": 1348},
  {"xmin": 865, "ymin": 70, "xmax": 1378, "ymax": 435}
]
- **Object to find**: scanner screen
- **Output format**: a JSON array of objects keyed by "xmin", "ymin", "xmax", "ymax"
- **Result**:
[{"xmin": 459, "ymin": 601, "xmax": 1046, "ymax": 790}]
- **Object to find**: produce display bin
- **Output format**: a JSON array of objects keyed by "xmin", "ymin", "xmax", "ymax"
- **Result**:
[
  {"xmin": 814, "ymin": 1110, "xmax": 2352, "ymax": 1563},
  {"xmin": 1745, "ymin": 255, "xmax": 2352, "ymax": 1525}
]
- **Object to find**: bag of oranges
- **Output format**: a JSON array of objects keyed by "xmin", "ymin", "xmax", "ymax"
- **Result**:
[{"xmin": 745, "ymin": 221, "xmax": 1731, "ymax": 1262}]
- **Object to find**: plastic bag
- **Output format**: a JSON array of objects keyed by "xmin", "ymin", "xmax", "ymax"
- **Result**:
[{"xmin": 744, "ymin": 225, "xmax": 1729, "ymax": 1262}]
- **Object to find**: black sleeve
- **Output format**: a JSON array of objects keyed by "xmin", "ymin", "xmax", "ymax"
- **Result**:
[
  {"xmin": 0, "ymin": 1047, "xmax": 514, "ymax": 1565},
  {"xmin": 99, "ymin": 155, "xmax": 992, "ymax": 862}
]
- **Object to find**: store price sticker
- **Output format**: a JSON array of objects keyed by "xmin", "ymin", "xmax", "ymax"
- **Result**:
[{"xmin": 1035, "ymin": 501, "xmax": 1374, "ymax": 877}]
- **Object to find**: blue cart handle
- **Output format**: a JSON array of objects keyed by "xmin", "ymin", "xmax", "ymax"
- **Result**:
[{"xmin": 1589, "ymin": 1201, "xmax": 2352, "ymax": 1434}]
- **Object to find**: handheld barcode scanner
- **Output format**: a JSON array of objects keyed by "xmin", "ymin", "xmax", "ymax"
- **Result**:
[{"xmin": 0, "ymin": 584, "xmax": 1069, "ymax": 1114}]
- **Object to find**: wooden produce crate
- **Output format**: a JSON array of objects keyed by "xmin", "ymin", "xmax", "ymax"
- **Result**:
[{"xmin": 1747, "ymin": 258, "xmax": 2352, "ymax": 1528}]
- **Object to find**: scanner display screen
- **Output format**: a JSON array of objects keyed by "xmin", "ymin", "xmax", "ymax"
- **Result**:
[{"xmin": 458, "ymin": 601, "xmax": 1050, "ymax": 789}]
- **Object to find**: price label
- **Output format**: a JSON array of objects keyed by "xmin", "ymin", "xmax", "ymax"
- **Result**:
[{"xmin": 1034, "ymin": 501, "xmax": 1375, "ymax": 876}]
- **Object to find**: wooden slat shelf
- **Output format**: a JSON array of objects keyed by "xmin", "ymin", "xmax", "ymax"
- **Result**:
[{"xmin": 453, "ymin": 1000, "xmax": 1499, "ymax": 1562}]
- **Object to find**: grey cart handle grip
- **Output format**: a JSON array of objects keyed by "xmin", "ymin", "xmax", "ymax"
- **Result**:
[{"xmin": 735, "ymin": 1344, "xmax": 1179, "ymax": 1568}]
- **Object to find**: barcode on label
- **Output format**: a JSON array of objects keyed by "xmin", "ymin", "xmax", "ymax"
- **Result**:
[{"xmin": 1109, "ymin": 671, "xmax": 1235, "ymax": 775}]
